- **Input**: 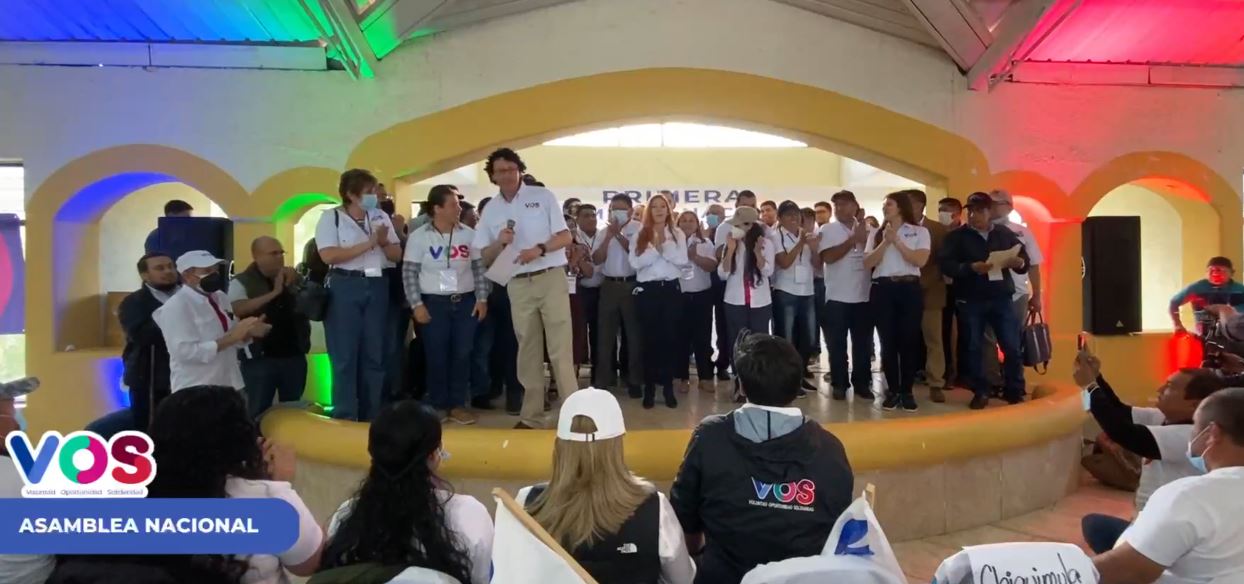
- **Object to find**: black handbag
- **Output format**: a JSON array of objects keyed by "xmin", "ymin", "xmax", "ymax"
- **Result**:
[{"xmin": 1022, "ymin": 309, "xmax": 1052, "ymax": 374}]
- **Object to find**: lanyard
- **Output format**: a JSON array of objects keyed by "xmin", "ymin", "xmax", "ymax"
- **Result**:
[
  {"xmin": 780, "ymin": 228, "xmax": 802, "ymax": 262},
  {"xmin": 433, "ymin": 225, "xmax": 454, "ymax": 269}
]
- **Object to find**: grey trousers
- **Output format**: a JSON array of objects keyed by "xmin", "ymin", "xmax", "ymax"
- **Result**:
[{"xmin": 983, "ymin": 294, "xmax": 1029, "ymax": 387}]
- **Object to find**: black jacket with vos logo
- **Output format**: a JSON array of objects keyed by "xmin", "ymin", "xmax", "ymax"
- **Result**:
[{"xmin": 670, "ymin": 408, "xmax": 854, "ymax": 584}]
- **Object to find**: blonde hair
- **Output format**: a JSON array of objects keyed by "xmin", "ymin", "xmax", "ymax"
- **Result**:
[{"xmin": 528, "ymin": 416, "xmax": 652, "ymax": 550}]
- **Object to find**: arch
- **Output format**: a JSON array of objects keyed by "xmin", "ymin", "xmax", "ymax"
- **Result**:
[
  {"xmin": 347, "ymin": 68, "xmax": 992, "ymax": 196},
  {"xmin": 250, "ymin": 167, "xmax": 342, "ymax": 256},
  {"xmin": 1068, "ymin": 151, "xmax": 1241, "ymax": 270},
  {"xmin": 24, "ymin": 145, "xmax": 252, "ymax": 433}
]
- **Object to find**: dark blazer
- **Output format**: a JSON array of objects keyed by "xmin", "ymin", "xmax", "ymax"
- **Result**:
[
  {"xmin": 118, "ymin": 286, "xmax": 172, "ymax": 430},
  {"xmin": 938, "ymin": 224, "xmax": 1031, "ymax": 302},
  {"xmin": 920, "ymin": 218, "xmax": 948, "ymax": 310}
]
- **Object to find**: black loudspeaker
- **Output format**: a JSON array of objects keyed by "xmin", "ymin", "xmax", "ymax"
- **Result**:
[
  {"xmin": 156, "ymin": 217, "xmax": 235, "ymax": 287},
  {"xmin": 1082, "ymin": 216, "xmax": 1141, "ymax": 334}
]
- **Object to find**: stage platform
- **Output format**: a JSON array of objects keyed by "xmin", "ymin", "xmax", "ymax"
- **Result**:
[{"xmin": 263, "ymin": 363, "xmax": 1086, "ymax": 542}]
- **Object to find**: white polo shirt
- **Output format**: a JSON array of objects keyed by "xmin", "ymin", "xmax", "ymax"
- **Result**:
[
  {"xmin": 153, "ymin": 286, "xmax": 245, "ymax": 391},
  {"xmin": 817, "ymin": 220, "xmax": 870, "ymax": 304},
  {"xmin": 718, "ymin": 239, "xmax": 776, "ymax": 307},
  {"xmin": 576, "ymin": 229, "xmax": 605, "ymax": 288},
  {"xmin": 769, "ymin": 227, "xmax": 815, "ymax": 297},
  {"xmin": 680, "ymin": 235, "xmax": 715, "ymax": 294},
  {"xmin": 864, "ymin": 223, "xmax": 930, "ymax": 279},
  {"xmin": 315, "ymin": 207, "xmax": 400, "ymax": 273},
  {"xmin": 472, "ymin": 184, "xmax": 569, "ymax": 275},
  {"xmin": 1119, "ymin": 466, "xmax": 1244, "ymax": 584},
  {"xmin": 593, "ymin": 220, "xmax": 642, "ymax": 278},
  {"xmin": 630, "ymin": 228, "xmax": 688, "ymax": 282},
  {"xmin": 226, "ymin": 477, "xmax": 322, "ymax": 584},
  {"xmin": 405, "ymin": 223, "xmax": 478, "ymax": 296},
  {"xmin": 1132, "ymin": 408, "xmax": 1201, "ymax": 511},
  {"xmin": 1002, "ymin": 220, "xmax": 1043, "ymax": 301}
]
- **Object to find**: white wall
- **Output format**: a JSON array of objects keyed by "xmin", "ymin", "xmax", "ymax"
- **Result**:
[{"xmin": 0, "ymin": 0, "xmax": 1241, "ymax": 205}]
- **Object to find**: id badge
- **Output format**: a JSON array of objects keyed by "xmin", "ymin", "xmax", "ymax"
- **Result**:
[
  {"xmin": 364, "ymin": 268, "xmax": 382, "ymax": 278},
  {"xmin": 438, "ymin": 269, "xmax": 460, "ymax": 293},
  {"xmin": 566, "ymin": 274, "xmax": 577, "ymax": 294},
  {"xmin": 794, "ymin": 265, "xmax": 811, "ymax": 284}
]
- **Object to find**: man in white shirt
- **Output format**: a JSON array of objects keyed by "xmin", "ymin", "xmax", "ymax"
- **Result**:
[
  {"xmin": 591, "ymin": 194, "xmax": 645, "ymax": 396},
  {"xmin": 575, "ymin": 204, "xmax": 606, "ymax": 379},
  {"xmin": 1095, "ymin": 387, "xmax": 1244, "ymax": 584},
  {"xmin": 770, "ymin": 201, "xmax": 819, "ymax": 393},
  {"xmin": 474, "ymin": 148, "xmax": 576, "ymax": 430},
  {"xmin": 983, "ymin": 189, "xmax": 1043, "ymax": 389},
  {"xmin": 154, "ymin": 250, "xmax": 269, "ymax": 391},
  {"xmin": 817, "ymin": 191, "xmax": 875, "ymax": 401}
]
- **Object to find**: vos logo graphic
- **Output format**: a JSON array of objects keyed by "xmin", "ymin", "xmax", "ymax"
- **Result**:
[
  {"xmin": 751, "ymin": 477, "xmax": 816, "ymax": 506},
  {"xmin": 428, "ymin": 244, "xmax": 471, "ymax": 260},
  {"xmin": 524, "ymin": 202, "xmax": 541, "ymax": 209},
  {"xmin": 4, "ymin": 431, "xmax": 156, "ymax": 498}
]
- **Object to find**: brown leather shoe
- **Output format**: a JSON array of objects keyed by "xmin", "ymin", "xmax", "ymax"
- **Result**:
[
  {"xmin": 930, "ymin": 387, "xmax": 946, "ymax": 403},
  {"xmin": 447, "ymin": 408, "xmax": 478, "ymax": 425}
]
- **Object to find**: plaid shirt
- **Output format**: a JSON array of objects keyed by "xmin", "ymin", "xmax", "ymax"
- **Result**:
[{"xmin": 402, "ymin": 257, "xmax": 490, "ymax": 308}]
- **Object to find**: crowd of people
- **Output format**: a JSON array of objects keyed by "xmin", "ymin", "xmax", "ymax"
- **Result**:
[{"xmin": 8, "ymin": 145, "xmax": 1240, "ymax": 583}]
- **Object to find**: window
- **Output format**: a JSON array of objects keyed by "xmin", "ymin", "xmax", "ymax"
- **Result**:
[
  {"xmin": 545, "ymin": 123, "xmax": 806, "ymax": 148},
  {"xmin": 0, "ymin": 163, "xmax": 26, "ymax": 390}
]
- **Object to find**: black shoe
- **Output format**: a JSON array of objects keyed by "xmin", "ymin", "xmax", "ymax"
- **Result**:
[
  {"xmin": 506, "ymin": 407, "xmax": 521, "ymax": 416},
  {"xmin": 832, "ymin": 388, "xmax": 847, "ymax": 401},
  {"xmin": 628, "ymin": 385, "xmax": 643, "ymax": 399},
  {"xmin": 543, "ymin": 398, "xmax": 552, "ymax": 412},
  {"xmin": 901, "ymin": 394, "xmax": 918, "ymax": 412},
  {"xmin": 801, "ymin": 379, "xmax": 816, "ymax": 391},
  {"xmin": 663, "ymin": 386, "xmax": 678, "ymax": 408},
  {"xmin": 854, "ymin": 386, "xmax": 875, "ymax": 400},
  {"xmin": 1006, "ymin": 395, "xmax": 1025, "ymax": 406},
  {"xmin": 514, "ymin": 422, "xmax": 537, "ymax": 430},
  {"xmin": 642, "ymin": 395, "xmax": 655, "ymax": 409},
  {"xmin": 548, "ymin": 387, "xmax": 560, "ymax": 402},
  {"xmin": 796, "ymin": 388, "xmax": 808, "ymax": 399},
  {"xmin": 470, "ymin": 397, "xmax": 495, "ymax": 410},
  {"xmin": 716, "ymin": 370, "xmax": 732, "ymax": 381},
  {"xmin": 970, "ymin": 394, "xmax": 989, "ymax": 410},
  {"xmin": 880, "ymin": 394, "xmax": 900, "ymax": 411}
]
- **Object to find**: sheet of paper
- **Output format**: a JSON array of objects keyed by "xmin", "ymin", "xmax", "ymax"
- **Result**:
[
  {"xmin": 986, "ymin": 244, "xmax": 1021, "ymax": 282},
  {"xmin": 485, "ymin": 245, "xmax": 521, "ymax": 286},
  {"xmin": 965, "ymin": 542, "xmax": 1094, "ymax": 584}
]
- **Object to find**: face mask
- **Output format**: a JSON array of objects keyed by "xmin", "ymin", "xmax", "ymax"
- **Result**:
[
  {"xmin": 706, "ymin": 215, "xmax": 721, "ymax": 229},
  {"xmin": 360, "ymin": 193, "xmax": 379, "ymax": 210},
  {"xmin": 939, "ymin": 211, "xmax": 954, "ymax": 226},
  {"xmin": 198, "ymin": 272, "xmax": 223, "ymax": 294},
  {"xmin": 378, "ymin": 200, "xmax": 396, "ymax": 216},
  {"xmin": 1186, "ymin": 425, "xmax": 1212, "ymax": 474},
  {"xmin": 611, "ymin": 210, "xmax": 630, "ymax": 224},
  {"xmin": 731, "ymin": 226, "xmax": 746, "ymax": 239}
]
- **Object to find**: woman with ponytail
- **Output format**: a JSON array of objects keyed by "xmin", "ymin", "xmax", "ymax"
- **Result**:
[
  {"xmin": 320, "ymin": 401, "xmax": 492, "ymax": 584},
  {"xmin": 629, "ymin": 193, "xmax": 689, "ymax": 409}
]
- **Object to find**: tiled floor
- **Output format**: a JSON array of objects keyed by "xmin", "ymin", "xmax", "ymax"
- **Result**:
[
  {"xmin": 893, "ymin": 479, "xmax": 1133, "ymax": 583},
  {"xmin": 465, "ymin": 365, "xmax": 1028, "ymax": 430}
]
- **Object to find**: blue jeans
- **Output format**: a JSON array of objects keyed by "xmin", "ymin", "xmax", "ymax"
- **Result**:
[
  {"xmin": 85, "ymin": 409, "xmax": 136, "ymax": 439},
  {"xmin": 421, "ymin": 293, "xmax": 479, "ymax": 410},
  {"xmin": 470, "ymin": 308, "xmax": 494, "ymax": 399},
  {"xmin": 325, "ymin": 274, "xmax": 390, "ymax": 421},
  {"xmin": 957, "ymin": 293, "xmax": 1025, "ymax": 400},
  {"xmin": 241, "ymin": 355, "xmax": 308, "ymax": 419},
  {"xmin": 1082, "ymin": 514, "xmax": 1130, "ymax": 554},
  {"xmin": 773, "ymin": 291, "xmax": 817, "ymax": 361}
]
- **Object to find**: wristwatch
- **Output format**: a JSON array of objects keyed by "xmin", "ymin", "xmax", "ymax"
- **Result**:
[{"xmin": 537, "ymin": 243, "xmax": 548, "ymax": 256}]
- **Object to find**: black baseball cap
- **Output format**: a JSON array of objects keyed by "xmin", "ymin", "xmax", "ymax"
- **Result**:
[
  {"xmin": 965, "ymin": 192, "xmax": 992, "ymax": 210},
  {"xmin": 777, "ymin": 200, "xmax": 801, "ymax": 217}
]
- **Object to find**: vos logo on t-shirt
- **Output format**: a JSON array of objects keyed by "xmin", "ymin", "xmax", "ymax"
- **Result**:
[
  {"xmin": 428, "ymin": 244, "xmax": 470, "ymax": 260},
  {"xmin": 524, "ymin": 202, "xmax": 541, "ymax": 209},
  {"xmin": 750, "ymin": 477, "xmax": 816, "ymax": 507}
]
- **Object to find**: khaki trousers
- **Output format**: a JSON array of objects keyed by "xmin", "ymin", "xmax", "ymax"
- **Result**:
[
  {"xmin": 507, "ymin": 269, "xmax": 579, "ymax": 427},
  {"xmin": 921, "ymin": 308, "xmax": 946, "ymax": 389}
]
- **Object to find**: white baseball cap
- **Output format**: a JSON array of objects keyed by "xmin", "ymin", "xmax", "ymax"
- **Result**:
[
  {"xmin": 176, "ymin": 250, "xmax": 225, "ymax": 273},
  {"xmin": 556, "ymin": 387, "xmax": 626, "ymax": 442}
]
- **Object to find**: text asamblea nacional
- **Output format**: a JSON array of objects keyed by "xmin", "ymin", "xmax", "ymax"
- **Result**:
[{"xmin": 19, "ymin": 517, "xmax": 259, "ymax": 534}]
